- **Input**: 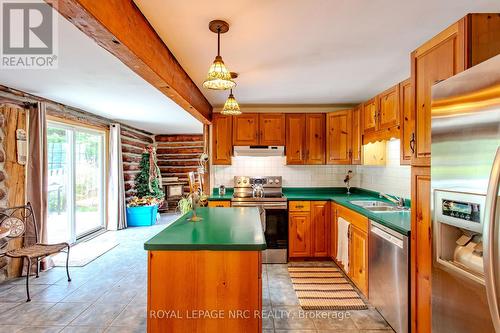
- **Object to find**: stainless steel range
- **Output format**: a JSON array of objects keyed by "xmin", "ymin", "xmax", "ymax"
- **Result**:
[{"xmin": 231, "ymin": 176, "xmax": 288, "ymax": 263}]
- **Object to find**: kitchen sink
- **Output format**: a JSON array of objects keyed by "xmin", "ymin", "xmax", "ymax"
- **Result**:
[
  {"xmin": 349, "ymin": 200, "xmax": 392, "ymax": 207},
  {"xmin": 350, "ymin": 200, "xmax": 410, "ymax": 213}
]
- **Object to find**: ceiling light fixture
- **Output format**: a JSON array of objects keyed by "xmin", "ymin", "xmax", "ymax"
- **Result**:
[
  {"xmin": 221, "ymin": 72, "xmax": 241, "ymax": 115},
  {"xmin": 203, "ymin": 20, "xmax": 236, "ymax": 90}
]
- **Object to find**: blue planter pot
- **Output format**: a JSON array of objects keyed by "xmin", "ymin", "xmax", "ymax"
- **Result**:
[{"xmin": 126, "ymin": 205, "xmax": 159, "ymax": 227}]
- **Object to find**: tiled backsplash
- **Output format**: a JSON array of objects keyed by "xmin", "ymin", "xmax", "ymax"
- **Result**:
[
  {"xmin": 356, "ymin": 139, "xmax": 411, "ymax": 198},
  {"xmin": 211, "ymin": 139, "xmax": 411, "ymax": 198}
]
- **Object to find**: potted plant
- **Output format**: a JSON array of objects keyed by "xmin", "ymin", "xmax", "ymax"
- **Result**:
[{"xmin": 126, "ymin": 145, "xmax": 164, "ymax": 227}]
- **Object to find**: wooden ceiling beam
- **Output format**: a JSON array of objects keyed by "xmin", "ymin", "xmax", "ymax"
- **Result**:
[{"xmin": 45, "ymin": 0, "xmax": 212, "ymax": 124}]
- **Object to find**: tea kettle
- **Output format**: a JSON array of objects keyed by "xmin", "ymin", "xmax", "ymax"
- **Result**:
[{"xmin": 252, "ymin": 184, "xmax": 265, "ymax": 198}]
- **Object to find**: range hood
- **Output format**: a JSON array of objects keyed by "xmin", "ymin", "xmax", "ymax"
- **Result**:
[{"xmin": 233, "ymin": 146, "xmax": 285, "ymax": 157}]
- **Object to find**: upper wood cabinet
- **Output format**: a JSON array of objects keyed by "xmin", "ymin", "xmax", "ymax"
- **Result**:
[
  {"xmin": 259, "ymin": 114, "xmax": 285, "ymax": 145},
  {"xmin": 311, "ymin": 201, "xmax": 330, "ymax": 257},
  {"xmin": 351, "ymin": 105, "xmax": 363, "ymax": 165},
  {"xmin": 285, "ymin": 114, "xmax": 306, "ymax": 165},
  {"xmin": 326, "ymin": 110, "xmax": 352, "ymax": 165},
  {"xmin": 305, "ymin": 114, "xmax": 326, "ymax": 164},
  {"xmin": 363, "ymin": 98, "xmax": 378, "ymax": 134},
  {"xmin": 411, "ymin": 14, "xmax": 500, "ymax": 166},
  {"xmin": 378, "ymin": 84, "xmax": 400, "ymax": 130},
  {"xmin": 233, "ymin": 113, "xmax": 259, "ymax": 145},
  {"xmin": 399, "ymin": 78, "xmax": 413, "ymax": 165},
  {"xmin": 286, "ymin": 113, "xmax": 325, "ymax": 165},
  {"xmin": 211, "ymin": 113, "xmax": 232, "ymax": 165},
  {"xmin": 233, "ymin": 113, "xmax": 285, "ymax": 146}
]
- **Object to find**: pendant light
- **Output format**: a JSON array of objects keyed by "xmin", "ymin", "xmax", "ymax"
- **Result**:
[
  {"xmin": 221, "ymin": 72, "xmax": 241, "ymax": 115},
  {"xmin": 203, "ymin": 20, "xmax": 236, "ymax": 90}
]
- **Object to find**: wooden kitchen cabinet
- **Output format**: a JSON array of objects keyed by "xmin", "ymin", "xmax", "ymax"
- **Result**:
[
  {"xmin": 349, "ymin": 225, "xmax": 369, "ymax": 297},
  {"xmin": 399, "ymin": 78, "xmax": 413, "ymax": 165},
  {"xmin": 351, "ymin": 105, "xmax": 362, "ymax": 165},
  {"xmin": 259, "ymin": 113, "xmax": 285, "ymax": 145},
  {"xmin": 326, "ymin": 110, "xmax": 352, "ymax": 165},
  {"xmin": 285, "ymin": 114, "xmax": 325, "ymax": 165},
  {"xmin": 289, "ymin": 201, "xmax": 330, "ymax": 259},
  {"xmin": 330, "ymin": 204, "xmax": 337, "ymax": 260},
  {"xmin": 411, "ymin": 14, "xmax": 500, "ymax": 166},
  {"xmin": 363, "ymin": 98, "xmax": 378, "ymax": 134},
  {"xmin": 334, "ymin": 204, "xmax": 369, "ymax": 297},
  {"xmin": 233, "ymin": 113, "xmax": 259, "ymax": 145},
  {"xmin": 411, "ymin": 166, "xmax": 431, "ymax": 333},
  {"xmin": 311, "ymin": 201, "xmax": 330, "ymax": 257},
  {"xmin": 289, "ymin": 211, "xmax": 312, "ymax": 258},
  {"xmin": 285, "ymin": 114, "xmax": 306, "ymax": 164},
  {"xmin": 212, "ymin": 113, "xmax": 233, "ymax": 165},
  {"xmin": 208, "ymin": 201, "xmax": 231, "ymax": 208},
  {"xmin": 378, "ymin": 84, "xmax": 400, "ymax": 130},
  {"xmin": 305, "ymin": 114, "xmax": 326, "ymax": 164}
]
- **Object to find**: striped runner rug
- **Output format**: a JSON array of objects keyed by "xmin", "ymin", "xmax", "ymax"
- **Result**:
[{"xmin": 288, "ymin": 265, "xmax": 368, "ymax": 310}]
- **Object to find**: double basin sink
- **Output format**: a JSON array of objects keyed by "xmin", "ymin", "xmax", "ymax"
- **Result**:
[{"xmin": 350, "ymin": 200, "xmax": 410, "ymax": 213}]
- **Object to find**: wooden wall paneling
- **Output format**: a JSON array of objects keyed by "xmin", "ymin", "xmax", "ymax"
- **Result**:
[
  {"xmin": 211, "ymin": 114, "xmax": 232, "ymax": 165},
  {"xmin": 285, "ymin": 114, "xmax": 306, "ymax": 165},
  {"xmin": 305, "ymin": 114, "xmax": 326, "ymax": 165},
  {"xmin": 326, "ymin": 110, "xmax": 352, "ymax": 165},
  {"xmin": 411, "ymin": 166, "xmax": 431, "ymax": 333},
  {"xmin": 233, "ymin": 113, "xmax": 259, "ymax": 146},
  {"xmin": 0, "ymin": 104, "xmax": 27, "ymax": 279},
  {"xmin": 399, "ymin": 78, "xmax": 413, "ymax": 165},
  {"xmin": 45, "ymin": 0, "xmax": 213, "ymax": 124},
  {"xmin": 351, "ymin": 105, "xmax": 363, "ymax": 165},
  {"xmin": 259, "ymin": 113, "xmax": 285, "ymax": 146},
  {"xmin": 155, "ymin": 134, "xmax": 204, "ymax": 211}
]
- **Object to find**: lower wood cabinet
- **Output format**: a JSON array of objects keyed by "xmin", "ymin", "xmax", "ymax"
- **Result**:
[
  {"xmin": 289, "ymin": 201, "xmax": 330, "ymax": 259},
  {"xmin": 334, "ymin": 204, "xmax": 369, "ymax": 297},
  {"xmin": 208, "ymin": 201, "xmax": 231, "ymax": 208}
]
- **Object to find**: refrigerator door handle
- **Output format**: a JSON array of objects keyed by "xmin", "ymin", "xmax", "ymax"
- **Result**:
[{"xmin": 483, "ymin": 147, "xmax": 500, "ymax": 333}]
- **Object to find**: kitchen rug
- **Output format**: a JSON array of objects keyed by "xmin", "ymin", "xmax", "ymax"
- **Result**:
[{"xmin": 288, "ymin": 265, "xmax": 368, "ymax": 310}]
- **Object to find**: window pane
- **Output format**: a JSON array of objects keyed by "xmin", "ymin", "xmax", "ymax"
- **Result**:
[
  {"xmin": 75, "ymin": 131, "xmax": 104, "ymax": 237},
  {"xmin": 47, "ymin": 126, "xmax": 71, "ymax": 243}
]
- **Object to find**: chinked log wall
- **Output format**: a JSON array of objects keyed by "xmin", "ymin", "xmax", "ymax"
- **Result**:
[
  {"xmin": 155, "ymin": 134, "xmax": 204, "ymax": 212},
  {"xmin": 122, "ymin": 128, "xmax": 154, "ymax": 201}
]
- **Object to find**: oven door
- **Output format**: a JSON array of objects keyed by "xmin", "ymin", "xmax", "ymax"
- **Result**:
[{"xmin": 263, "ymin": 205, "xmax": 288, "ymax": 263}]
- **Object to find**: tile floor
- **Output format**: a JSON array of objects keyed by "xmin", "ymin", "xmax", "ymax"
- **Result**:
[{"xmin": 0, "ymin": 214, "xmax": 394, "ymax": 333}]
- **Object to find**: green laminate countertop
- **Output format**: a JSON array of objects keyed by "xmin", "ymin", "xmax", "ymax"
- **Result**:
[
  {"xmin": 208, "ymin": 187, "xmax": 410, "ymax": 235},
  {"xmin": 208, "ymin": 188, "xmax": 233, "ymax": 200},
  {"xmin": 144, "ymin": 207, "xmax": 266, "ymax": 251}
]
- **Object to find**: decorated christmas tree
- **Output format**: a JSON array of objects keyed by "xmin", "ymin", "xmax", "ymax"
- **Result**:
[{"xmin": 134, "ymin": 145, "xmax": 164, "ymax": 202}]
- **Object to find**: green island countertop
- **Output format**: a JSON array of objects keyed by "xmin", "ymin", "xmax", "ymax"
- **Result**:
[
  {"xmin": 144, "ymin": 207, "xmax": 266, "ymax": 251},
  {"xmin": 209, "ymin": 187, "xmax": 411, "ymax": 236}
]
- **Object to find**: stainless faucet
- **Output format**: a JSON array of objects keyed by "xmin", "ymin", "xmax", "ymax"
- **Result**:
[{"xmin": 379, "ymin": 192, "xmax": 405, "ymax": 208}]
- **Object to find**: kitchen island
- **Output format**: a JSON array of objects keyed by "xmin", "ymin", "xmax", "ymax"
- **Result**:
[{"xmin": 144, "ymin": 207, "xmax": 266, "ymax": 333}]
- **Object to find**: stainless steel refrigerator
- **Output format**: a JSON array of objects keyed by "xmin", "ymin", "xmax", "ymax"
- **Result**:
[{"xmin": 431, "ymin": 54, "xmax": 500, "ymax": 333}]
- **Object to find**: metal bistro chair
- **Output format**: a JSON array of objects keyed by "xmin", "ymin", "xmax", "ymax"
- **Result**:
[{"xmin": 0, "ymin": 203, "xmax": 71, "ymax": 301}]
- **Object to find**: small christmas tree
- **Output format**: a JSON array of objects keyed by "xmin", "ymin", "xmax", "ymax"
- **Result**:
[{"xmin": 135, "ymin": 145, "xmax": 164, "ymax": 202}]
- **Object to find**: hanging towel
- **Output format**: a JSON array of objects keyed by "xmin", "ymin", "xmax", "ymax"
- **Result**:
[{"xmin": 336, "ymin": 217, "xmax": 350, "ymax": 273}]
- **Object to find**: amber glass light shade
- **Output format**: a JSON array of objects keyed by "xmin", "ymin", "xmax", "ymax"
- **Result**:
[
  {"xmin": 221, "ymin": 90, "xmax": 241, "ymax": 115},
  {"xmin": 203, "ymin": 56, "xmax": 236, "ymax": 90}
]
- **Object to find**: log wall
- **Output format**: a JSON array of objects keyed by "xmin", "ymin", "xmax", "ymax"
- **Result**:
[
  {"xmin": 122, "ymin": 127, "xmax": 154, "ymax": 201},
  {"xmin": 155, "ymin": 134, "xmax": 204, "ymax": 212},
  {"xmin": 0, "ymin": 104, "xmax": 27, "ymax": 281}
]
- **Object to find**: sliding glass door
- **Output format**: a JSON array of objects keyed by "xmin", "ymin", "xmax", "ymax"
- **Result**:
[{"xmin": 47, "ymin": 122, "xmax": 105, "ymax": 244}]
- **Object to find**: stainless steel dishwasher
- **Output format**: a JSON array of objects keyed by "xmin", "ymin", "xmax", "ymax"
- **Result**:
[{"xmin": 369, "ymin": 220, "xmax": 409, "ymax": 333}]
